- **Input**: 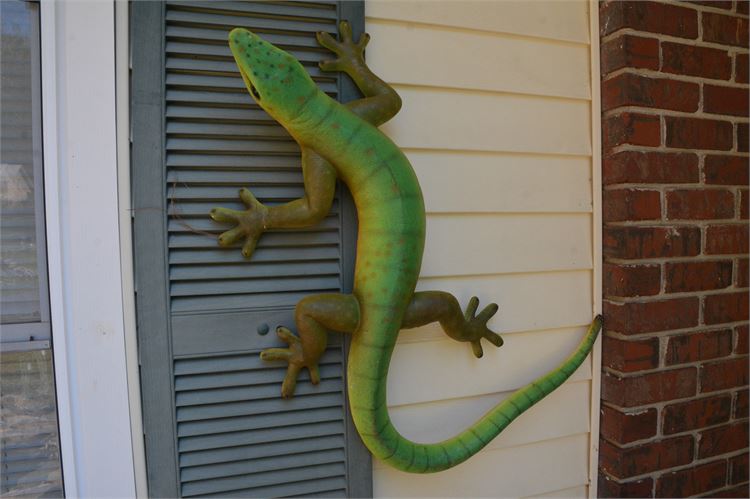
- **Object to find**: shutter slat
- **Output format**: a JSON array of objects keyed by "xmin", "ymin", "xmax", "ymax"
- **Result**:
[
  {"xmin": 170, "ymin": 261, "xmax": 340, "ymax": 281},
  {"xmin": 167, "ymin": 168, "xmax": 302, "ymax": 184},
  {"xmin": 177, "ymin": 406, "xmax": 344, "ymax": 438},
  {"xmin": 204, "ymin": 476, "xmax": 347, "ymax": 498},
  {"xmin": 166, "ymin": 25, "xmax": 325, "ymax": 49},
  {"xmin": 168, "ymin": 231, "xmax": 340, "ymax": 249},
  {"xmin": 171, "ymin": 291, "xmax": 312, "ymax": 313},
  {"xmin": 170, "ymin": 274, "xmax": 341, "ymax": 296},
  {"xmin": 167, "ymin": 104, "xmax": 277, "ymax": 122},
  {"xmin": 168, "ymin": 184, "xmax": 303, "ymax": 199},
  {"xmin": 178, "ymin": 420, "xmax": 344, "ymax": 453},
  {"xmin": 174, "ymin": 348, "xmax": 341, "ymax": 375},
  {"xmin": 166, "ymin": 56, "xmax": 333, "ymax": 79},
  {"xmin": 166, "ymin": 137, "xmax": 301, "ymax": 154},
  {"xmin": 180, "ymin": 462, "xmax": 346, "ymax": 497},
  {"xmin": 180, "ymin": 448, "xmax": 345, "ymax": 483},
  {"xmin": 169, "ymin": 246, "xmax": 341, "ymax": 265},
  {"xmin": 167, "ymin": 202, "xmax": 340, "ymax": 219},
  {"xmin": 176, "ymin": 377, "xmax": 344, "ymax": 406},
  {"xmin": 165, "ymin": 40, "xmax": 333, "ymax": 65},
  {"xmin": 168, "ymin": 216, "xmax": 340, "ymax": 234},
  {"xmin": 165, "ymin": 9, "xmax": 335, "ymax": 34},
  {"xmin": 166, "ymin": 153, "xmax": 301, "ymax": 169},
  {"xmin": 166, "ymin": 1, "xmax": 338, "ymax": 21},
  {"xmin": 166, "ymin": 120, "xmax": 293, "ymax": 139},
  {"xmin": 176, "ymin": 392, "xmax": 344, "ymax": 422},
  {"xmin": 179, "ymin": 434, "xmax": 345, "ymax": 467},
  {"xmin": 174, "ymin": 364, "xmax": 342, "ymax": 391}
]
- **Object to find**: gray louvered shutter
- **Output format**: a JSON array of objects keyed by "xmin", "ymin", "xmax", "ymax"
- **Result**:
[{"xmin": 131, "ymin": 2, "xmax": 370, "ymax": 497}]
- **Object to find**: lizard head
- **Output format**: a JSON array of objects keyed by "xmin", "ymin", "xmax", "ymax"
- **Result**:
[{"xmin": 229, "ymin": 28, "xmax": 317, "ymax": 124}]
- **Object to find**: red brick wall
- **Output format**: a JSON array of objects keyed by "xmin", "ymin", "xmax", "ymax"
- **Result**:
[{"xmin": 599, "ymin": 1, "xmax": 749, "ymax": 497}]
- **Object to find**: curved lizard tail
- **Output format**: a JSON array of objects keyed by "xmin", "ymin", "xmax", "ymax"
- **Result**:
[{"xmin": 353, "ymin": 315, "xmax": 602, "ymax": 473}]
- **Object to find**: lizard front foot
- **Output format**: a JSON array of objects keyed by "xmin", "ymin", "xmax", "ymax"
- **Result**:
[
  {"xmin": 316, "ymin": 20, "xmax": 369, "ymax": 73},
  {"xmin": 260, "ymin": 326, "xmax": 321, "ymax": 399},
  {"xmin": 459, "ymin": 297, "xmax": 503, "ymax": 358},
  {"xmin": 209, "ymin": 187, "xmax": 269, "ymax": 259}
]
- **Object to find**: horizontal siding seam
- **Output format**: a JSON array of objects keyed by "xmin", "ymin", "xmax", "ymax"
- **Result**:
[
  {"xmin": 389, "ymin": 81, "xmax": 591, "ymax": 102},
  {"xmin": 365, "ymin": 16, "xmax": 591, "ymax": 47}
]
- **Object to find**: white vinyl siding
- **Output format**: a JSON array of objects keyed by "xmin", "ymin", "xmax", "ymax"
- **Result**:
[{"xmin": 366, "ymin": 1, "xmax": 599, "ymax": 497}]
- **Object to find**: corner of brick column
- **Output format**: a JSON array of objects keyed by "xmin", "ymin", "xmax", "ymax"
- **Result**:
[{"xmin": 598, "ymin": 1, "xmax": 749, "ymax": 497}]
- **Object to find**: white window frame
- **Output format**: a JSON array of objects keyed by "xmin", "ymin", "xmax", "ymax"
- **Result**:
[{"xmin": 1, "ymin": 0, "xmax": 51, "ymax": 346}]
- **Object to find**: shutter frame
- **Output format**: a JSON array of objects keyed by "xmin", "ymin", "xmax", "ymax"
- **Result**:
[
  {"xmin": 131, "ymin": 2, "xmax": 180, "ymax": 497},
  {"xmin": 131, "ymin": 1, "xmax": 371, "ymax": 496}
]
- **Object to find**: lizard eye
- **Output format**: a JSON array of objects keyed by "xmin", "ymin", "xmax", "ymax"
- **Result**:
[{"xmin": 250, "ymin": 83, "xmax": 261, "ymax": 101}]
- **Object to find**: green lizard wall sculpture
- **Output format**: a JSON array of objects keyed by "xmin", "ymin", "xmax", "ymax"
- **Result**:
[{"xmin": 210, "ymin": 22, "xmax": 603, "ymax": 473}]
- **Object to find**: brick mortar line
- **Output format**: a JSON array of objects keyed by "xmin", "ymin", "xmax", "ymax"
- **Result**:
[
  {"xmin": 602, "ymin": 356, "xmax": 749, "ymax": 381},
  {"xmin": 662, "ymin": 0, "xmax": 750, "ymax": 19},
  {"xmin": 600, "ymin": 27, "xmax": 750, "ymax": 53},
  {"xmin": 609, "ymin": 143, "xmax": 744, "ymax": 156},
  {"xmin": 605, "ymin": 255, "xmax": 748, "ymax": 266},
  {"xmin": 602, "ymin": 59, "xmax": 750, "ymax": 87},
  {"xmin": 602, "ymin": 353, "xmax": 749, "ymax": 378},
  {"xmin": 607, "ymin": 144, "xmax": 750, "ymax": 156},
  {"xmin": 604, "ymin": 284, "xmax": 749, "ymax": 303},
  {"xmin": 604, "ymin": 185, "xmax": 745, "ymax": 223},
  {"xmin": 658, "ymin": 319, "xmax": 670, "ymax": 364},
  {"xmin": 602, "ymin": 320, "xmax": 749, "ymax": 341},
  {"xmin": 602, "ymin": 446, "xmax": 747, "ymax": 480},
  {"xmin": 603, "ymin": 326, "xmax": 748, "ymax": 345},
  {"xmin": 734, "ymin": 122, "xmax": 739, "ymax": 151},
  {"xmin": 603, "ymin": 184, "xmax": 750, "ymax": 191},
  {"xmin": 599, "ymin": 446, "xmax": 749, "ymax": 493},
  {"xmin": 702, "ymin": 482, "xmax": 750, "ymax": 498},
  {"xmin": 736, "ymin": 184, "xmax": 744, "ymax": 219},
  {"xmin": 601, "ymin": 422, "xmax": 750, "ymax": 455},
  {"xmin": 603, "ymin": 160, "xmax": 746, "ymax": 221},
  {"xmin": 602, "ymin": 105, "xmax": 750, "ymax": 123},
  {"xmin": 601, "ymin": 386, "xmax": 748, "ymax": 414},
  {"xmin": 603, "ymin": 218, "xmax": 749, "ymax": 225},
  {"xmin": 600, "ymin": 413, "xmax": 750, "ymax": 451},
  {"xmin": 599, "ymin": 444, "xmax": 749, "ymax": 478}
]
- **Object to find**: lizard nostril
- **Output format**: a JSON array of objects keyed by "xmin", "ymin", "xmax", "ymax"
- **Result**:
[{"xmin": 250, "ymin": 84, "xmax": 261, "ymax": 100}]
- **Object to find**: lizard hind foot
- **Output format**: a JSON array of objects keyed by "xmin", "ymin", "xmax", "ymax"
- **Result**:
[
  {"xmin": 259, "ymin": 326, "xmax": 315, "ymax": 398},
  {"xmin": 463, "ymin": 297, "xmax": 503, "ymax": 358}
]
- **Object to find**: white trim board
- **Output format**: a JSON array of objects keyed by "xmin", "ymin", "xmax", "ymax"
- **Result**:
[
  {"xmin": 41, "ymin": 1, "xmax": 137, "ymax": 496},
  {"xmin": 587, "ymin": 0, "xmax": 604, "ymax": 497}
]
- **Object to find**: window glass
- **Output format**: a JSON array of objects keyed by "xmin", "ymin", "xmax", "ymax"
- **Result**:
[
  {"xmin": 0, "ymin": 348, "xmax": 64, "ymax": 496},
  {"xmin": 1, "ymin": 2, "xmax": 64, "ymax": 496},
  {"xmin": 1, "ymin": 0, "xmax": 46, "ymax": 327}
]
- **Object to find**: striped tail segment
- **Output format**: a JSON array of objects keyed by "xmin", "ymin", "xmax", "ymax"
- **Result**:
[{"xmin": 356, "ymin": 315, "xmax": 603, "ymax": 473}]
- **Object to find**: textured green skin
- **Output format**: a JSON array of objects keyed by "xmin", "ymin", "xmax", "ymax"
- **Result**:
[{"xmin": 212, "ymin": 25, "xmax": 603, "ymax": 473}]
